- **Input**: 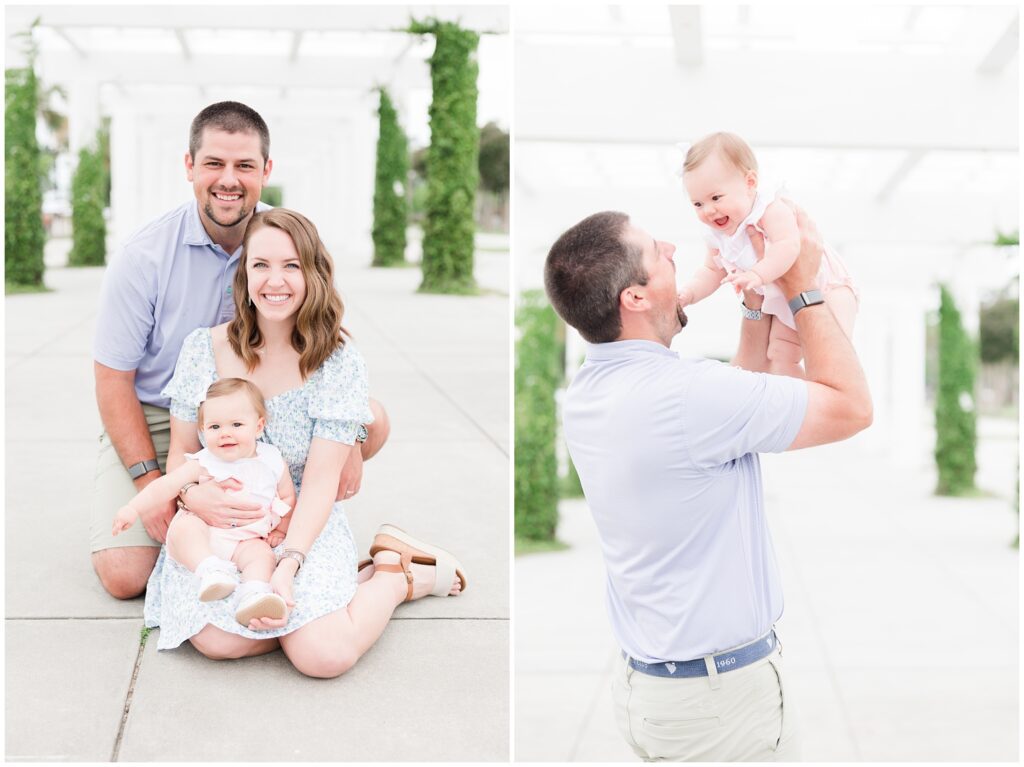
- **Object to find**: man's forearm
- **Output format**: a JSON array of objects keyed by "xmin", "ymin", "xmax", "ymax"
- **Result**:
[
  {"xmin": 793, "ymin": 303, "xmax": 871, "ymax": 420},
  {"xmin": 95, "ymin": 362, "xmax": 161, "ymax": 486},
  {"xmin": 730, "ymin": 292, "xmax": 770, "ymax": 372}
]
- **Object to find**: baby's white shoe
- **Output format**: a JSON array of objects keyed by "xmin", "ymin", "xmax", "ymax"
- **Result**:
[
  {"xmin": 195, "ymin": 556, "xmax": 240, "ymax": 602},
  {"xmin": 234, "ymin": 581, "xmax": 287, "ymax": 626}
]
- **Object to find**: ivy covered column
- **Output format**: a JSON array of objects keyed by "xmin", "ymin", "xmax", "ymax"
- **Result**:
[
  {"xmin": 4, "ymin": 62, "xmax": 46, "ymax": 288},
  {"xmin": 409, "ymin": 19, "xmax": 480, "ymax": 294},
  {"xmin": 371, "ymin": 88, "xmax": 409, "ymax": 267},
  {"xmin": 68, "ymin": 132, "xmax": 108, "ymax": 266},
  {"xmin": 515, "ymin": 291, "xmax": 561, "ymax": 542},
  {"xmin": 934, "ymin": 284, "xmax": 977, "ymax": 495}
]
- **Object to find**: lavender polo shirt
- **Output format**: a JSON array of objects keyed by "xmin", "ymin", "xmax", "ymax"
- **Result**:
[
  {"xmin": 563, "ymin": 340, "xmax": 808, "ymax": 663},
  {"xmin": 93, "ymin": 200, "xmax": 270, "ymax": 408}
]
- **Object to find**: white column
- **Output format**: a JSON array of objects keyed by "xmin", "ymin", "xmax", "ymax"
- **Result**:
[{"xmin": 108, "ymin": 107, "xmax": 138, "ymax": 253}]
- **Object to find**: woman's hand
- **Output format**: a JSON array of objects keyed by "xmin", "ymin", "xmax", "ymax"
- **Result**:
[
  {"xmin": 247, "ymin": 559, "xmax": 298, "ymax": 631},
  {"xmin": 183, "ymin": 478, "xmax": 265, "ymax": 529}
]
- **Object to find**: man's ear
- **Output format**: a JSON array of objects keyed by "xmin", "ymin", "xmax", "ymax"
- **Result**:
[
  {"xmin": 262, "ymin": 157, "xmax": 273, "ymax": 186},
  {"xmin": 620, "ymin": 284, "xmax": 647, "ymax": 314},
  {"xmin": 185, "ymin": 152, "xmax": 195, "ymax": 182}
]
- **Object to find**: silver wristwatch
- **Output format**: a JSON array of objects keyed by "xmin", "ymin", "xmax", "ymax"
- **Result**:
[
  {"xmin": 127, "ymin": 458, "xmax": 161, "ymax": 480},
  {"xmin": 741, "ymin": 302, "xmax": 763, "ymax": 321},
  {"xmin": 356, "ymin": 424, "xmax": 369, "ymax": 443}
]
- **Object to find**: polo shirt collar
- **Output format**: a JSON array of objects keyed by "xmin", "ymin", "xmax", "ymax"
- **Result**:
[
  {"xmin": 182, "ymin": 200, "xmax": 215, "ymax": 247},
  {"xmin": 585, "ymin": 339, "xmax": 678, "ymax": 361}
]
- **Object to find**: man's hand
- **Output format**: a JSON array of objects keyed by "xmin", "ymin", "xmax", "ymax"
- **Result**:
[
  {"xmin": 137, "ymin": 497, "xmax": 175, "ymax": 544},
  {"xmin": 337, "ymin": 446, "xmax": 363, "ymax": 501},
  {"xmin": 773, "ymin": 201, "xmax": 823, "ymax": 299},
  {"xmin": 182, "ymin": 478, "xmax": 264, "ymax": 529}
]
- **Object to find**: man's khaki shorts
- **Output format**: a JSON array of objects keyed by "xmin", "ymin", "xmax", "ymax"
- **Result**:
[{"xmin": 89, "ymin": 404, "xmax": 170, "ymax": 553}]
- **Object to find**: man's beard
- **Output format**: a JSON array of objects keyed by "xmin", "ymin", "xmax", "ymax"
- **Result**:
[
  {"xmin": 676, "ymin": 304, "xmax": 688, "ymax": 329},
  {"xmin": 204, "ymin": 201, "xmax": 250, "ymax": 229}
]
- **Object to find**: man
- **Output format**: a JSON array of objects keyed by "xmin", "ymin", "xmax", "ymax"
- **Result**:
[
  {"xmin": 543, "ymin": 207, "xmax": 871, "ymax": 761},
  {"xmin": 92, "ymin": 101, "xmax": 389, "ymax": 599}
]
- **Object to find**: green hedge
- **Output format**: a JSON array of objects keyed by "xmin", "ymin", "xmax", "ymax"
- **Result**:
[
  {"xmin": 515, "ymin": 291, "xmax": 561, "ymax": 541},
  {"xmin": 409, "ymin": 19, "xmax": 480, "ymax": 294},
  {"xmin": 371, "ymin": 87, "xmax": 409, "ymax": 267},
  {"xmin": 5, "ymin": 64, "xmax": 46, "ymax": 288},
  {"xmin": 68, "ymin": 136, "xmax": 107, "ymax": 266},
  {"xmin": 934, "ymin": 285, "xmax": 977, "ymax": 495}
]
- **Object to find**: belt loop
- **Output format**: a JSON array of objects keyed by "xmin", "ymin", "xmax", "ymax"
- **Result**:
[
  {"xmin": 623, "ymin": 653, "xmax": 634, "ymax": 682},
  {"xmin": 703, "ymin": 655, "xmax": 721, "ymax": 690}
]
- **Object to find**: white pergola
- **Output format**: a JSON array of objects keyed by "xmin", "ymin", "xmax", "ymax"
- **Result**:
[
  {"xmin": 5, "ymin": 5, "xmax": 509, "ymax": 262},
  {"xmin": 514, "ymin": 5, "xmax": 1019, "ymax": 466}
]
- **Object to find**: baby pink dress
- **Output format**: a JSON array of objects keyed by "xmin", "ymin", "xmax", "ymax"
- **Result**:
[
  {"xmin": 183, "ymin": 442, "xmax": 291, "ymax": 560},
  {"xmin": 702, "ymin": 186, "xmax": 858, "ymax": 330}
]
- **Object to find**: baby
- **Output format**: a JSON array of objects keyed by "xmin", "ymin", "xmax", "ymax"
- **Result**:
[
  {"xmin": 113, "ymin": 377, "xmax": 296, "ymax": 627},
  {"xmin": 677, "ymin": 132, "xmax": 858, "ymax": 377}
]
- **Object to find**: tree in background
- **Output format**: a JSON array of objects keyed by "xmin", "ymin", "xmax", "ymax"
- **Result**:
[
  {"xmin": 68, "ymin": 130, "xmax": 107, "ymax": 266},
  {"xmin": 5, "ymin": 45, "xmax": 46, "ymax": 288},
  {"xmin": 934, "ymin": 285, "xmax": 977, "ymax": 495},
  {"xmin": 409, "ymin": 19, "xmax": 480, "ymax": 294},
  {"xmin": 371, "ymin": 87, "xmax": 409, "ymax": 267},
  {"xmin": 515, "ymin": 291, "xmax": 561, "ymax": 541}
]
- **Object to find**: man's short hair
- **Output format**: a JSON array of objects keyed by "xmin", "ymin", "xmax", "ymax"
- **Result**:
[
  {"xmin": 543, "ymin": 211, "xmax": 648, "ymax": 344},
  {"xmin": 189, "ymin": 101, "xmax": 270, "ymax": 163}
]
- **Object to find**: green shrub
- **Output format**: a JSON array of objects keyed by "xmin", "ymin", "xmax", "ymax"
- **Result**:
[
  {"xmin": 260, "ymin": 185, "xmax": 283, "ymax": 208},
  {"xmin": 409, "ymin": 19, "xmax": 480, "ymax": 294},
  {"xmin": 5, "ymin": 64, "xmax": 46, "ymax": 288},
  {"xmin": 934, "ymin": 285, "xmax": 978, "ymax": 495},
  {"xmin": 68, "ymin": 137, "xmax": 107, "ymax": 266},
  {"xmin": 371, "ymin": 87, "xmax": 409, "ymax": 267},
  {"xmin": 515, "ymin": 291, "xmax": 561, "ymax": 541},
  {"xmin": 979, "ymin": 296, "xmax": 1018, "ymax": 364}
]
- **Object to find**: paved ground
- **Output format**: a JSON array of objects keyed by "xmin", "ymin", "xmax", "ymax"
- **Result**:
[
  {"xmin": 5, "ymin": 236, "xmax": 510, "ymax": 761},
  {"xmin": 516, "ymin": 416, "xmax": 1019, "ymax": 762}
]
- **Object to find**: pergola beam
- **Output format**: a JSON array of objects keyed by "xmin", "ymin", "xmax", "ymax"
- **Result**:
[
  {"xmin": 875, "ymin": 149, "xmax": 926, "ymax": 202},
  {"xmin": 174, "ymin": 29, "xmax": 191, "ymax": 60},
  {"xmin": 514, "ymin": 44, "xmax": 1018, "ymax": 152},
  {"xmin": 977, "ymin": 14, "xmax": 1019, "ymax": 75},
  {"xmin": 5, "ymin": 5, "xmax": 508, "ymax": 34},
  {"xmin": 669, "ymin": 6, "xmax": 702, "ymax": 67},
  {"xmin": 38, "ymin": 51, "xmax": 430, "ymax": 90},
  {"xmin": 52, "ymin": 26, "xmax": 87, "ymax": 58}
]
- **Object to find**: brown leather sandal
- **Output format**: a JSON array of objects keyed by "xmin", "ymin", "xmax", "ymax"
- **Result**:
[{"xmin": 368, "ymin": 524, "xmax": 467, "ymax": 602}]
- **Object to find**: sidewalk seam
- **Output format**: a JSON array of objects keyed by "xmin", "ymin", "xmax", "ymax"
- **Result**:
[{"xmin": 110, "ymin": 627, "xmax": 149, "ymax": 762}]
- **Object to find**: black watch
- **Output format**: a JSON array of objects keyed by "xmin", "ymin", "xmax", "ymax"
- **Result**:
[
  {"xmin": 127, "ymin": 458, "xmax": 161, "ymax": 480},
  {"xmin": 788, "ymin": 289, "xmax": 825, "ymax": 317}
]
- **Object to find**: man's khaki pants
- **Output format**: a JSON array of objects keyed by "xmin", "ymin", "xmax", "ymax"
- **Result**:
[{"xmin": 612, "ymin": 645, "xmax": 800, "ymax": 762}]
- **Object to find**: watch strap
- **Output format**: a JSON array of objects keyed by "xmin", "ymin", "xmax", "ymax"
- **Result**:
[
  {"xmin": 741, "ymin": 302, "xmax": 762, "ymax": 321},
  {"xmin": 788, "ymin": 289, "xmax": 825, "ymax": 317},
  {"xmin": 127, "ymin": 458, "xmax": 161, "ymax": 480}
]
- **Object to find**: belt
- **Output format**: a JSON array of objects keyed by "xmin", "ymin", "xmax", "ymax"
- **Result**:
[{"xmin": 624, "ymin": 630, "xmax": 778, "ymax": 678}]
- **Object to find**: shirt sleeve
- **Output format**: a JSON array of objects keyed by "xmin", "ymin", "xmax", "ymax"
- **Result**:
[
  {"xmin": 161, "ymin": 329, "xmax": 215, "ymax": 423},
  {"xmin": 256, "ymin": 442, "xmax": 286, "ymax": 480},
  {"xmin": 308, "ymin": 343, "xmax": 374, "ymax": 445},
  {"xmin": 682, "ymin": 361, "xmax": 807, "ymax": 470},
  {"xmin": 93, "ymin": 246, "xmax": 157, "ymax": 371}
]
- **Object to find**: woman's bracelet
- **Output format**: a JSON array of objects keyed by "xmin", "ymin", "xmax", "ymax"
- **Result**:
[
  {"xmin": 176, "ymin": 481, "xmax": 200, "ymax": 511},
  {"xmin": 278, "ymin": 549, "xmax": 306, "ymax": 570}
]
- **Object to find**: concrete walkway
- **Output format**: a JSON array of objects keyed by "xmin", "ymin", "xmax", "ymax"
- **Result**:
[
  {"xmin": 516, "ymin": 418, "xmax": 1019, "ymax": 762},
  {"xmin": 5, "ymin": 239, "xmax": 509, "ymax": 761}
]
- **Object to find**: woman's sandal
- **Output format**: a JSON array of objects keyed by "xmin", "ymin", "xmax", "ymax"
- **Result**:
[{"xmin": 368, "ymin": 524, "xmax": 467, "ymax": 602}]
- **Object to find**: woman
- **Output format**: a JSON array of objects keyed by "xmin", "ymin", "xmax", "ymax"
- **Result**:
[{"xmin": 144, "ymin": 208, "xmax": 465, "ymax": 678}]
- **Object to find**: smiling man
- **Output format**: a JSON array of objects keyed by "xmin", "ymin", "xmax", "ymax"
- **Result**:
[
  {"xmin": 91, "ymin": 102, "xmax": 386, "ymax": 599},
  {"xmin": 544, "ymin": 208, "xmax": 872, "ymax": 761}
]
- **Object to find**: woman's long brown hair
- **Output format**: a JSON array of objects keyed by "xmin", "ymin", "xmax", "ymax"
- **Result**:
[{"xmin": 227, "ymin": 209, "xmax": 348, "ymax": 379}]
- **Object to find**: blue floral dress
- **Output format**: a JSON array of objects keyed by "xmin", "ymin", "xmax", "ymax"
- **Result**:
[{"xmin": 143, "ymin": 327, "xmax": 374, "ymax": 650}]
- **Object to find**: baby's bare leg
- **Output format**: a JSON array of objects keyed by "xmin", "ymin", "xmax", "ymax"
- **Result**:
[
  {"xmin": 767, "ymin": 317, "xmax": 806, "ymax": 379},
  {"xmin": 233, "ymin": 539, "xmax": 277, "ymax": 584},
  {"xmin": 166, "ymin": 512, "xmax": 215, "ymax": 571},
  {"xmin": 824, "ymin": 285, "xmax": 858, "ymax": 340}
]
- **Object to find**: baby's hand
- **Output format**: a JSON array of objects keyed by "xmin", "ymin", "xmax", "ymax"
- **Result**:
[
  {"xmin": 723, "ymin": 269, "xmax": 764, "ymax": 293},
  {"xmin": 111, "ymin": 506, "xmax": 137, "ymax": 537},
  {"xmin": 677, "ymin": 287, "xmax": 695, "ymax": 308},
  {"xmin": 267, "ymin": 529, "xmax": 285, "ymax": 548}
]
